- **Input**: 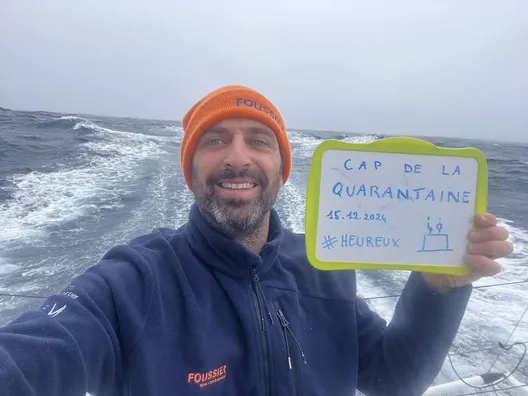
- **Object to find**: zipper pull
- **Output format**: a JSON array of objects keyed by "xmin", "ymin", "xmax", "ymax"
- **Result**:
[
  {"xmin": 277, "ymin": 309, "xmax": 289, "ymax": 326},
  {"xmin": 278, "ymin": 309, "xmax": 308, "ymax": 365},
  {"xmin": 277, "ymin": 310, "xmax": 292, "ymax": 369}
]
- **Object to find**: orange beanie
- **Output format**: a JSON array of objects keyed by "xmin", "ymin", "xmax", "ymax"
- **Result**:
[{"xmin": 180, "ymin": 85, "xmax": 292, "ymax": 191}]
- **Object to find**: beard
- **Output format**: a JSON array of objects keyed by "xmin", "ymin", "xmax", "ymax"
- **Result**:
[{"xmin": 193, "ymin": 167, "xmax": 280, "ymax": 239}]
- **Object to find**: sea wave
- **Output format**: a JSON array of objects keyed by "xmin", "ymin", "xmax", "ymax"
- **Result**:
[{"xmin": 0, "ymin": 118, "xmax": 172, "ymax": 250}]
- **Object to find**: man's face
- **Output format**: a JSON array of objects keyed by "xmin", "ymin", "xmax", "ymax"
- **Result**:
[{"xmin": 191, "ymin": 118, "xmax": 284, "ymax": 238}]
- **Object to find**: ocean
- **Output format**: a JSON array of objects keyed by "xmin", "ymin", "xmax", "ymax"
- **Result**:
[{"xmin": 1, "ymin": 107, "xmax": 527, "ymax": 395}]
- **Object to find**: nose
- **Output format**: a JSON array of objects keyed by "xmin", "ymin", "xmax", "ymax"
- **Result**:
[{"xmin": 223, "ymin": 135, "xmax": 251, "ymax": 170}]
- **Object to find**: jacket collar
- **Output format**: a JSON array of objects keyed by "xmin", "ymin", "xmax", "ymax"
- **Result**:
[{"xmin": 184, "ymin": 203, "xmax": 284, "ymax": 278}]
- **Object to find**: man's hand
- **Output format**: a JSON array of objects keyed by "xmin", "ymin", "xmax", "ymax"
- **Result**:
[{"xmin": 422, "ymin": 213, "xmax": 514, "ymax": 291}]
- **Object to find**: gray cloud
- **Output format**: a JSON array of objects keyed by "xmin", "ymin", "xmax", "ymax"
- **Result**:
[{"xmin": 1, "ymin": 0, "xmax": 527, "ymax": 142}]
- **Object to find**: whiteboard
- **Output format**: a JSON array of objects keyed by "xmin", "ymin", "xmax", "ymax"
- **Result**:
[{"xmin": 305, "ymin": 138, "xmax": 488, "ymax": 274}]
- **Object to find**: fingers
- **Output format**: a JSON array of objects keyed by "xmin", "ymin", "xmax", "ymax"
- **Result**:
[
  {"xmin": 463, "ymin": 213, "xmax": 512, "ymax": 283},
  {"xmin": 467, "ymin": 240, "xmax": 514, "ymax": 258},
  {"xmin": 464, "ymin": 254, "xmax": 502, "ymax": 277},
  {"xmin": 468, "ymin": 226, "xmax": 510, "ymax": 243},
  {"xmin": 474, "ymin": 213, "xmax": 497, "ymax": 228}
]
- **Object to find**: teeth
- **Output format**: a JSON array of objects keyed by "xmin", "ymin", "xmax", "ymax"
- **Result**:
[{"xmin": 220, "ymin": 182, "xmax": 255, "ymax": 190}]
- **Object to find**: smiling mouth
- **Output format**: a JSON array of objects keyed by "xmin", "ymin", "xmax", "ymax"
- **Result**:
[{"xmin": 218, "ymin": 182, "xmax": 257, "ymax": 190}]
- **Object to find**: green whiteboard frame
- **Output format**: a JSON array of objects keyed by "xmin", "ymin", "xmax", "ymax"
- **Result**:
[{"xmin": 305, "ymin": 136, "xmax": 489, "ymax": 275}]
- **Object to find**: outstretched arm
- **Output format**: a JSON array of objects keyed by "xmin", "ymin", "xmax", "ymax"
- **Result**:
[
  {"xmin": 355, "ymin": 212, "xmax": 512, "ymax": 396},
  {"xmin": 0, "ymin": 245, "xmax": 153, "ymax": 396}
]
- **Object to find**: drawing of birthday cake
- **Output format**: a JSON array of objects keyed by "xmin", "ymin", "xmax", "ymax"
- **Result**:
[{"xmin": 417, "ymin": 217, "xmax": 453, "ymax": 252}]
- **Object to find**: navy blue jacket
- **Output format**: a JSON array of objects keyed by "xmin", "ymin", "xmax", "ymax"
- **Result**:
[{"xmin": 0, "ymin": 204, "xmax": 472, "ymax": 396}]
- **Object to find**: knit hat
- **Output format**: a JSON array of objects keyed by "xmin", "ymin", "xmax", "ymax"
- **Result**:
[{"xmin": 180, "ymin": 85, "xmax": 292, "ymax": 191}]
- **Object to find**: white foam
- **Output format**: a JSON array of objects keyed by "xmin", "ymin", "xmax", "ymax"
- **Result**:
[
  {"xmin": 287, "ymin": 131, "xmax": 378, "ymax": 160},
  {"xmin": 73, "ymin": 120, "xmax": 176, "ymax": 145},
  {"xmin": 279, "ymin": 181, "xmax": 307, "ymax": 234},
  {"xmin": 57, "ymin": 116, "xmax": 85, "ymax": 121},
  {"xmin": 0, "ymin": 120, "xmax": 169, "ymax": 249},
  {"xmin": 159, "ymin": 125, "xmax": 184, "ymax": 137},
  {"xmin": 342, "ymin": 134, "xmax": 379, "ymax": 144},
  {"xmin": 467, "ymin": 220, "xmax": 528, "ymax": 340},
  {"xmin": 0, "ymin": 263, "xmax": 18, "ymax": 276},
  {"xmin": 161, "ymin": 125, "xmax": 182, "ymax": 132},
  {"xmin": 286, "ymin": 131, "xmax": 324, "ymax": 159}
]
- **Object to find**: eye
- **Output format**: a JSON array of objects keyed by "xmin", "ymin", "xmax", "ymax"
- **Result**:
[
  {"xmin": 253, "ymin": 139, "xmax": 268, "ymax": 146},
  {"xmin": 208, "ymin": 138, "xmax": 223, "ymax": 145}
]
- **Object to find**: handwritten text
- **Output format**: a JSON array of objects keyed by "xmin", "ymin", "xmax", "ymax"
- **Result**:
[
  {"xmin": 341, "ymin": 234, "xmax": 400, "ymax": 248},
  {"xmin": 326, "ymin": 210, "xmax": 387, "ymax": 223},
  {"xmin": 332, "ymin": 183, "xmax": 471, "ymax": 204},
  {"xmin": 339, "ymin": 160, "xmax": 462, "ymax": 177}
]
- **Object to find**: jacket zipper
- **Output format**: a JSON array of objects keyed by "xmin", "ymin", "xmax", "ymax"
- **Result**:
[
  {"xmin": 251, "ymin": 268, "xmax": 274, "ymax": 396},
  {"xmin": 277, "ymin": 308, "xmax": 307, "ymax": 396}
]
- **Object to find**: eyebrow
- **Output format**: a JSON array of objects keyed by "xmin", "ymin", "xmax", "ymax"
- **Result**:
[
  {"xmin": 203, "ymin": 126, "xmax": 230, "ymax": 135},
  {"xmin": 246, "ymin": 126, "xmax": 274, "ymax": 137}
]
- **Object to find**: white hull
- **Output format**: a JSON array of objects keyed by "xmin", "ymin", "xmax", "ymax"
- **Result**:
[{"xmin": 424, "ymin": 372, "xmax": 528, "ymax": 396}]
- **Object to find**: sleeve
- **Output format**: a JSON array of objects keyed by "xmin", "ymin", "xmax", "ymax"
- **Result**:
[
  {"xmin": 355, "ymin": 271, "xmax": 472, "ymax": 396},
  {"xmin": 0, "ymin": 245, "xmax": 154, "ymax": 396}
]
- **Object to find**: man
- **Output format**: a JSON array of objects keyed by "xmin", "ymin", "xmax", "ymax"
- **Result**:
[{"xmin": 0, "ymin": 85, "xmax": 513, "ymax": 396}]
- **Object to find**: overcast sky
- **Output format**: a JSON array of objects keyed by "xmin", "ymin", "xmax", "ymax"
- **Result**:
[{"xmin": 1, "ymin": 1, "xmax": 527, "ymax": 142}]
